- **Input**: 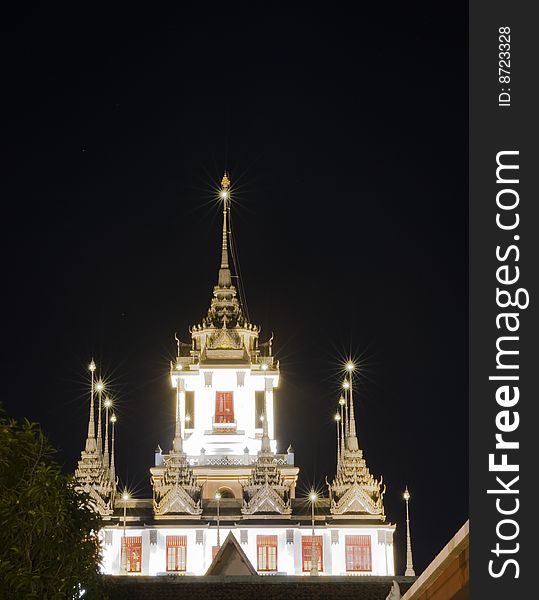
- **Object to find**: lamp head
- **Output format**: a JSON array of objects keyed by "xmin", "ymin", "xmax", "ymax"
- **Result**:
[{"xmin": 403, "ymin": 487, "xmax": 411, "ymax": 501}]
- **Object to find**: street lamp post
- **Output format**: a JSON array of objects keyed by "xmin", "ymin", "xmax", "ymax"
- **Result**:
[
  {"xmin": 309, "ymin": 491, "xmax": 318, "ymax": 576},
  {"xmin": 403, "ymin": 486, "xmax": 416, "ymax": 576},
  {"xmin": 215, "ymin": 491, "xmax": 222, "ymax": 548}
]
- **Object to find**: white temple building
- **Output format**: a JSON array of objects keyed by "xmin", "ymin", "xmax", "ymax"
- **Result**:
[{"xmin": 75, "ymin": 173, "xmax": 396, "ymax": 577}]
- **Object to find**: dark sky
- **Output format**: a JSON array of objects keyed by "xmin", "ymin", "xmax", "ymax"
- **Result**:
[{"xmin": 3, "ymin": 3, "xmax": 467, "ymax": 577}]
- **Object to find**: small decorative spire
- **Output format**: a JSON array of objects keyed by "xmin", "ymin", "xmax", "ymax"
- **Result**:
[
  {"xmin": 103, "ymin": 397, "xmax": 112, "ymax": 468},
  {"xmin": 335, "ymin": 411, "xmax": 341, "ymax": 466},
  {"xmin": 345, "ymin": 363, "xmax": 359, "ymax": 451},
  {"xmin": 85, "ymin": 359, "xmax": 97, "ymax": 453},
  {"xmin": 95, "ymin": 379, "xmax": 104, "ymax": 455},
  {"xmin": 338, "ymin": 395, "xmax": 346, "ymax": 464},
  {"xmin": 109, "ymin": 414, "xmax": 117, "ymax": 484},
  {"xmin": 404, "ymin": 486, "xmax": 416, "ymax": 576}
]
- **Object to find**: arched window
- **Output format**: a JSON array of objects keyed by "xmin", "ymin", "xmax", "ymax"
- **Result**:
[{"xmin": 217, "ymin": 486, "xmax": 235, "ymax": 499}]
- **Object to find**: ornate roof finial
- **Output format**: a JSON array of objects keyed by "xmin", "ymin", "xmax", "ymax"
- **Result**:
[
  {"xmin": 219, "ymin": 172, "xmax": 231, "ymax": 278},
  {"xmin": 345, "ymin": 362, "xmax": 359, "ymax": 451},
  {"xmin": 85, "ymin": 359, "xmax": 97, "ymax": 453},
  {"xmin": 95, "ymin": 378, "xmax": 104, "ymax": 455}
]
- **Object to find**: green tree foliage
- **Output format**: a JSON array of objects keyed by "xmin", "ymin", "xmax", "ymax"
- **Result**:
[{"xmin": 0, "ymin": 408, "xmax": 105, "ymax": 599}]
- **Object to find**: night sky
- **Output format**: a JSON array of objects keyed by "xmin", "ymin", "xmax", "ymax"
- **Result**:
[{"xmin": 3, "ymin": 3, "xmax": 467, "ymax": 577}]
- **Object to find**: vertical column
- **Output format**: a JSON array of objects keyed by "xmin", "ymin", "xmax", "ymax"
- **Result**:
[
  {"xmin": 178, "ymin": 378, "xmax": 185, "ymax": 436},
  {"xmin": 265, "ymin": 377, "xmax": 274, "ymax": 442}
]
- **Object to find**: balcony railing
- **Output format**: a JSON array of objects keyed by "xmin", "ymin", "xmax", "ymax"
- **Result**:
[{"xmin": 212, "ymin": 417, "xmax": 237, "ymax": 432}]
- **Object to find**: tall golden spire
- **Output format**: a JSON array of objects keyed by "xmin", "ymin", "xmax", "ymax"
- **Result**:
[
  {"xmin": 220, "ymin": 173, "xmax": 230, "ymax": 267},
  {"xmin": 218, "ymin": 173, "xmax": 232, "ymax": 287},
  {"xmin": 346, "ymin": 362, "xmax": 359, "ymax": 451}
]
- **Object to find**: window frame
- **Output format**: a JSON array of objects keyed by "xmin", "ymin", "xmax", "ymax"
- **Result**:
[
  {"xmin": 215, "ymin": 391, "xmax": 234, "ymax": 423},
  {"xmin": 345, "ymin": 534, "xmax": 372, "ymax": 572},
  {"xmin": 166, "ymin": 535, "xmax": 187, "ymax": 573},
  {"xmin": 122, "ymin": 536, "xmax": 142, "ymax": 573},
  {"xmin": 256, "ymin": 535, "xmax": 278, "ymax": 572},
  {"xmin": 301, "ymin": 535, "xmax": 323, "ymax": 572}
]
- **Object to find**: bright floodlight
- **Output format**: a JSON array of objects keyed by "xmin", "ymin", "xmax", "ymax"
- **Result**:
[
  {"xmin": 104, "ymin": 398, "xmax": 112, "ymax": 408},
  {"xmin": 220, "ymin": 190, "xmax": 229, "ymax": 200},
  {"xmin": 96, "ymin": 381, "xmax": 104, "ymax": 392},
  {"xmin": 339, "ymin": 396, "xmax": 345, "ymax": 406},
  {"xmin": 403, "ymin": 487, "xmax": 410, "ymax": 501},
  {"xmin": 334, "ymin": 412, "xmax": 341, "ymax": 421},
  {"xmin": 110, "ymin": 414, "xmax": 117, "ymax": 423},
  {"xmin": 261, "ymin": 362, "xmax": 268, "ymax": 370},
  {"xmin": 122, "ymin": 491, "xmax": 129, "ymax": 501},
  {"xmin": 342, "ymin": 380, "xmax": 350, "ymax": 390},
  {"xmin": 185, "ymin": 414, "xmax": 191, "ymax": 422},
  {"xmin": 215, "ymin": 492, "xmax": 222, "ymax": 500},
  {"xmin": 309, "ymin": 491, "xmax": 317, "ymax": 502},
  {"xmin": 176, "ymin": 362, "xmax": 183, "ymax": 370},
  {"xmin": 89, "ymin": 360, "xmax": 96, "ymax": 372},
  {"xmin": 346, "ymin": 361, "xmax": 355, "ymax": 372}
]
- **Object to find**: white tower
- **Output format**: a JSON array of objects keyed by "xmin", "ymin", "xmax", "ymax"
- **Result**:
[{"xmin": 150, "ymin": 174, "xmax": 299, "ymax": 506}]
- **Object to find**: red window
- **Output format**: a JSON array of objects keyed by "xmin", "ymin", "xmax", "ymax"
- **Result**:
[
  {"xmin": 215, "ymin": 391, "xmax": 234, "ymax": 423},
  {"xmin": 302, "ymin": 535, "xmax": 323, "ymax": 572},
  {"xmin": 257, "ymin": 535, "xmax": 277, "ymax": 571},
  {"xmin": 122, "ymin": 536, "xmax": 142, "ymax": 573},
  {"xmin": 166, "ymin": 535, "xmax": 187, "ymax": 572},
  {"xmin": 345, "ymin": 535, "xmax": 372, "ymax": 572}
]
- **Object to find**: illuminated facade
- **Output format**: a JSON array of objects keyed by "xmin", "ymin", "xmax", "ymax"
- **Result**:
[{"xmin": 75, "ymin": 174, "xmax": 396, "ymax": 576}]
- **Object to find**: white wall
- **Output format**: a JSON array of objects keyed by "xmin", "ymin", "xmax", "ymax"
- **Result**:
[
  {"xmin": 100, "ymin": 525, "xmax": 395, "ymax": 576},
  {"xmin": 172, "ymin": 368, "xmax": 279, "ymax": 457}
]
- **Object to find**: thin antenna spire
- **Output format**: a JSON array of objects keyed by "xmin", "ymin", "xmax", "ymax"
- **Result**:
[{"xmin": 85, "ymin": 359, "xmax": 97, "ymax": 452}]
